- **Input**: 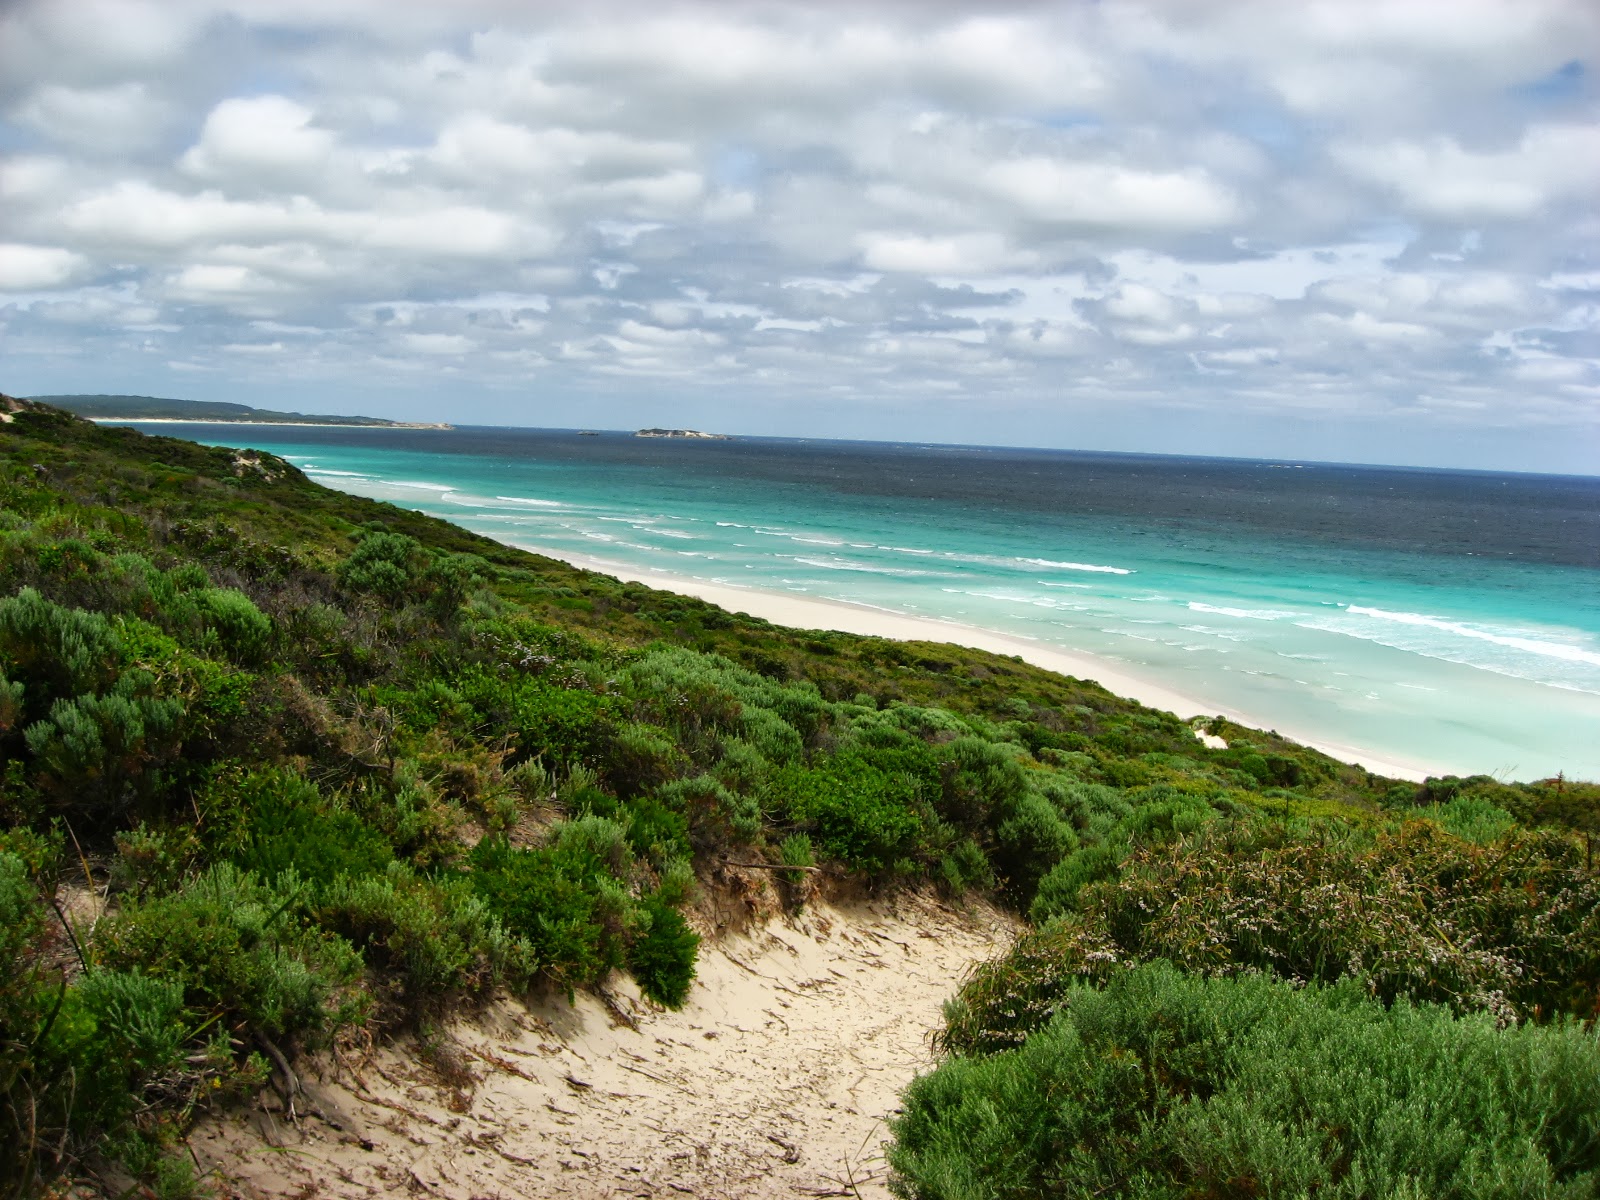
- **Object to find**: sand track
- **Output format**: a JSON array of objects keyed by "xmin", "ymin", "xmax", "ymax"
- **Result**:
[{"xmin": 195, "ymin": 892, "xmax": 1017, "ymax": 1199}]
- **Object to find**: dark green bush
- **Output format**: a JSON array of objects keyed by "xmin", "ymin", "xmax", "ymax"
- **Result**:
[
  {"xmin": 192, "ymin": 586, "xmax": 272, "ymax": 662},
  {"xmin": 891, "ymin": 963, "xmax": 1600, "ymax": 1200},
  {"xmin": 214, "ymin": 768, "xmax": 394, "ymax": 887},
  {"xmin": 0, "ymin": 587, "xmax": 124, "ymax": 716},
  {"xmin": 468, "ymin": 828, "xmax": 635, "ymax": 993},
  {"xmin": 768, "ymin": 754, "xmax": 925, "ymax": 874},
  {"xmin": 627, "ymin": 892, "xmax": 699, "ymax": 1008},
  {"xmin": 24, "ymin": 673, "xmax": 184, "ymax": 820},
  {"xmin": 321, "ymin": 863, "xmax": 531, "ymax": 1004},
  {"xmin": 338, "ymin": 531, "xmax": 422, "ymax": 600}
]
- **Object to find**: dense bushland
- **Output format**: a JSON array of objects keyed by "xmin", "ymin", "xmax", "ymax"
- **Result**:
[
  {"xmin": 0, "ymin": 397, "xmax": 1594, "ymax": 1196},
  {"xmin": 891, "ymin": 963, "xmax": 1600, "ymax": 1200}
]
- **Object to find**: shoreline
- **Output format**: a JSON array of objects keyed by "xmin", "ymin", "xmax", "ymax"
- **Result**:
[{"xmin": 513, "ymin": 542, "xmax": 1439, "ymax": 781}]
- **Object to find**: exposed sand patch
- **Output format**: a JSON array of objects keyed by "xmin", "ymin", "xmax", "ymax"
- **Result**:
[{"xmin": 194, "ymin": 891, "xmax": 1018, "ymax": 1199}]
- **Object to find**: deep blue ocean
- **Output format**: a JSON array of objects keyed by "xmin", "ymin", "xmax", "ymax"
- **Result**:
[{"xmin": 134, "ymin": 423, "xmax": 1600, "ymax": 782}]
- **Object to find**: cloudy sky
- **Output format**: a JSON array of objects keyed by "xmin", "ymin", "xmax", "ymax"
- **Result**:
[{"xmin": 2, "ymin": 0, "xmax": 1597, "ymax": 470}]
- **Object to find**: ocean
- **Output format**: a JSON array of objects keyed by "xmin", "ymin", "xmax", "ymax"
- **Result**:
[{"xmin": 135, "ymin": 423, "xmax": 1600, "ymax": 782}]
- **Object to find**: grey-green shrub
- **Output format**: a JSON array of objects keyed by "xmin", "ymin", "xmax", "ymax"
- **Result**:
[
  {"xmin": 891, "ymin": 963, "xmax": 1600, "ymax": 1200},
  {"xmin": 192, "ymin": 587, "xmax": 271, "ymax": 662}
]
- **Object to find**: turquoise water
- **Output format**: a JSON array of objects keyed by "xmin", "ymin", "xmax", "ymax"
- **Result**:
[{"xmin": 156, "ymin": 424, "xmax": 1600, "ymax": 782}]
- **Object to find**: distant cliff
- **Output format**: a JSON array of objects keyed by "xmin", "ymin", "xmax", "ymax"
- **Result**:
[{"xmin": 31, "ymin": 393, "xmax": 450, "ymax": 428}]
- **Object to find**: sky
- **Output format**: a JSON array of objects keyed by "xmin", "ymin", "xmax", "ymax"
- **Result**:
[{"xmin": 1, "ymin": 0, "xmax": 1597, "ymax": 472}]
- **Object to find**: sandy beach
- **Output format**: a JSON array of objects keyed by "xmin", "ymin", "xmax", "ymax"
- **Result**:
[{"xmin": 516, "ymin": 544, "xmax": 1439, "ymax": 781}]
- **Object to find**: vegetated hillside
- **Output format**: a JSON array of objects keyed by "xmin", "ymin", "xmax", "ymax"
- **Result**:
[
  {"xmin": 28, "ymin": 393, "xmax": 435, "ymax": 427},
  {"xmin": 0, "ymin": 395, "xmax": 1594, "ymax": 1198}
]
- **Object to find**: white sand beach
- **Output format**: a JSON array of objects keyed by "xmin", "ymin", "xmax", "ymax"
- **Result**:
[{"xmin": 516, "ymin": 545, "xmax": 1439, "ymax": 782}]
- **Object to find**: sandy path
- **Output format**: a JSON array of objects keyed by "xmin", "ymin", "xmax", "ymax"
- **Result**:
[{"xmin": 195, "ymin": 892, "xmax": 1018, "ymax": 1199}]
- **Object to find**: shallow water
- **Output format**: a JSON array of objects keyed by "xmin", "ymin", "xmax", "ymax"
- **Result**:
[{"xmin": 143, "ymin": 423, "xmax": 1600, "ymax": 782}]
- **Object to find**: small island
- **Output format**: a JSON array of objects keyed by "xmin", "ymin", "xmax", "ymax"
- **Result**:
[
  {"xmin": 635, "ymin": 427, "xmax": 731, "ymax": 439},
  {"xmin": 30, "ymin": 393, "xmax": 451, "ymax": 429}
]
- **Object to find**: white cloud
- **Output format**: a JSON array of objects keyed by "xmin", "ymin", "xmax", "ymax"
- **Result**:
[
  {"xmin": 1334, "ymin": 125, "xmax": 1600, "ymax": 220},
  {"xmin": 181, "ymin": 95, "xmax": 337, "ymax": 184},
  {"xmin": 859, "ymin": 232, "xmax": 1033, "ymax": 276},
  {"xmin": 0, "ymin": 243, "xmax": 89, "ymax": 290},
  {"xmin": 984, "ymin": 159, "xmax": 1242, "ymax": 233},
  {"xmin": 0, "ymin": 0, "xmax": 1596, "ymax": 468}
]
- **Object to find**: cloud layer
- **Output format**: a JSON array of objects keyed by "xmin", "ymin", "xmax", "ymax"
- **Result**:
[{"xmin": 2, "ymin": 0, "xmax": 1597, "ymax": 468}]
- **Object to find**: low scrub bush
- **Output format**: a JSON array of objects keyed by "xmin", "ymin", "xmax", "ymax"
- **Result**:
[
  {"xmin": 892, "ymin": 963, "xmax": 1600, "ymax": 1200},
  {"xmin": 94, "ymin": 863, "xmax": 367, "ymax": 1044},
  {"xmin": 768, "ymin": 754, "xmax": 925, "ymax": 874},
  {"xmin": 321, "ymin": 863, "xmax": 532, "ymax": 1005},
  {"xmin": 941, "ymin": 819, "xmax": 1600, "ymax": 1057},
  {"xmin": 212, "ymin": 767, "xmax": 394, "ymax": 886}
]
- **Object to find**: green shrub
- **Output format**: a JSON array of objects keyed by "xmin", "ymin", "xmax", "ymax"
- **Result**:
[
  {"xmin": 24, "ymin": 674, "xmax": 184, "ymax": 819},
  {"xmin": 94, "ymin": 863, "xmax": 366, "ymax": 1043},
  {"xmin": 321, "ymin": 863, "xmax": 531, "ymax": 1003},
  {"xmin": 214, "ymin": 768, "xmax": 393, "ymax": 887},
  {"xmin": 891, "ymin": 963, "xmax": 1600, "ymax": 1200},
  {"xmin": 946, "ymin": 819, "xmax": 1600, "ymax": 1057},
  {"xmin": 192, "ymin": 587, "xmax": 271, "ymax": 662},
  {"xmin": 607, "ymin": 720, "xmax": 686, "ymax": 795},
  {"xmin": 457, "ymin": 667, "xmax": 621, "ymax": 765},
  {"xmin": 0, "ymin": 587, "xmax": 124, "ymax": 715},
  {"xmin": 1026, "ymin": 842, "xmax": 1122, "ymax": 922},
  {"xmin": 469, "ymin": 832, "xmax": 633, "ymax": 993},
  {"xmin": 657, "ymin": 773, "xmax": 761, "ymax": 850},
  {"xmin": 990, "ymin": 790, "xmax": 1076, "ymax": 904},
  {"xmin": 338, "ymin": 531, "xmax": 421, "ymax": 600},
  {"xmin": 768, "ymin": 754, "xmax": 924, "ymax": 874},
  {"xmin": 1434, "ymin": 794, "xmax": 1516, "ymax": 844},
  {"xmin": 627, "ymin": 893, "xmax": 699, "ymax": 1008}
]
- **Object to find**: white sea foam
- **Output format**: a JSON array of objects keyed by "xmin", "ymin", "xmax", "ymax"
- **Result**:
[
  {"xmin": 793, "ymin": 556, "xmax": 931, "ymax": 577},
  {"xmin": 1295, "ymin": 605, "xmax": 1600, "ymax": 695},
  {"xmin": 494, "ymin": 495, "xmax": 564, "ymax": 507},
  {"xmin": 1187, "ymin": 601, "xmax": 1298, "ymax": 620},
  {"xmin": 1022, "ymin": 558, "xmax": 1133, "ymax": 575},
  {"xmin": 305, "ymin": 468, "xmax": 371, "ymax": 478},
  {"xmin": 382, "ymin": 480, "xmax": 457, "ymax": 492},
  {"xmin": 1344, "ymin": 606, "xmax": 1600, "ymax": 670}
]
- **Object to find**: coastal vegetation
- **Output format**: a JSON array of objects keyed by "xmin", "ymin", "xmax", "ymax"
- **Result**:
[{"xmin": 0, "ymin": 396, "xmax": 1594, "ymax": 1197}]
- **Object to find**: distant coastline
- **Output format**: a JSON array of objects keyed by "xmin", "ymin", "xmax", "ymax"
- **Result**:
[
  {"xmin": 30, "ymin": 393, "xmax": 449, "ymax": 429},
  {"xmin": 635, "ymin": 427, "xmax": 730, "ymax": 440},
  {"xmin": 88, "ymin": 417, "xmax": 451, "ymax": 429}
]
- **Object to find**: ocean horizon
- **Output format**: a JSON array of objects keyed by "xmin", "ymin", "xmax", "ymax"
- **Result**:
[{"xmin": 129, "ymin": 420, "xmax": 1600, "ymax": 783}]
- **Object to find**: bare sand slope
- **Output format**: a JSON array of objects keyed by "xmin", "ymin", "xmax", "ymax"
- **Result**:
[{"xmin": 195, "ymin": 891, "xmax": 1018, "ymax": 1199}]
